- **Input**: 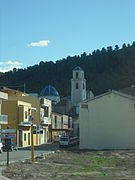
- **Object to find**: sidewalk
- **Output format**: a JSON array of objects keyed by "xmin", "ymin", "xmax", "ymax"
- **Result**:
[{"xmin": 0, "ymin": 167, "xmax": 11, "ymax": 180}]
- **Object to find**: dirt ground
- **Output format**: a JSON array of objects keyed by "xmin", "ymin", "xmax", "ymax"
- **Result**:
[{"xmin": 2, "ymin": 147, "xmax": 135, "ymax": 180}]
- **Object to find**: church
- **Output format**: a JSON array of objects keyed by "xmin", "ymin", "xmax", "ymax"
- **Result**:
[
  {"xmin": 53, "ymin": 66, "xmax": 94, "ymax": 137},
  {"xmin": 40, "ymin": 66, "xmax": 94, "ymax": 138}
]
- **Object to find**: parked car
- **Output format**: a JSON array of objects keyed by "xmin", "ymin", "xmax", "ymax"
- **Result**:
[
  {"xmin": 11, "ymin": 142, "xmax": 18, "ymax": 151},
  {"xmin": 59, "ymin": 136, "xmax": 79, "ymax": 147},
  {"xmin": 0, "ymin": 142, "xmax": 3, "ymax": 153},
  {"xmin": 2, "ymin": 141, "xmax": 17, "ymax": 152}
]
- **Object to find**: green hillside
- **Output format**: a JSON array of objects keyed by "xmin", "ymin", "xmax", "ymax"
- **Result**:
[{"xmin": 0, "ymin": 42, "xmax": 135, "ymax": 97}]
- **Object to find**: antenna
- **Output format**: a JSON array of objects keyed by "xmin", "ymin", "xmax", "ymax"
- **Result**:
[{"xmin": 24, "ymin": 83, "xmax": 26, "ymax": 93}]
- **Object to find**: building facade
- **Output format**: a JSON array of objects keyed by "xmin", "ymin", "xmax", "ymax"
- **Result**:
[
  {"xmin": 80, "ymin": 90, "xmax": 135, "ymax": 149},
  {"xmin": 0, "ymin": 91, "xmax": 8, "ymax": 125},
  {"xmin": 1, "ymin": 99, "xmax": 36, "ymax": 147},
  {"xmin": 51, "ymin": 111, "xmax": 72, "ymax": 141},
  {"xmin": 40, "ymin": 97, "xmax": 52, "ymax": 143}
]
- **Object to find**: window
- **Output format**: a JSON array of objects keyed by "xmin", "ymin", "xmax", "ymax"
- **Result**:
[
  {"xmin": 68, "ymin": 118, "xmax": 70, "ymax": 128},
  {"xmin": 81, "ymin": 104, "xmax": 88, "ymax": 108},
  {"xmin": 25, "ymin": 111, "xmax": 27, "ymax": 119},
  {"xmin": 28, "ymin": 109, "xmax": 31, "ymax": 115},
  {"xmin": 28, "ymin": 133, "xmax": 30, "ymax": 145},
  {"xmin": 40, "ymin": 98, "xmax": 44, "ymax": 105},
  {"xmin": 76, "ymin": 72, "xmax": 78, "ymax": 78},
  {"xmin": 83, "ymin": 83, "xmax": 85, "ymax": 89},
  {"xmin": 24, "ymin": 133, "xmax": 26, "ymax": 141},
  {"xmin": 44, "ymin": 106, "xmax": 49, "ymax": 117},
  {"xmin": 55, "ymin": 116, "xmax": 57, "ymax": 128},
  {"xmin": 61, "ymin": 117, "xmax": 63, "ymax": 129},
  {"xmin": 76, "ymin": 83, "xmax": 78, "ymax": 89}
]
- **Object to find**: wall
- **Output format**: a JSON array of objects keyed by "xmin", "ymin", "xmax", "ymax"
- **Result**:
[
  {"xmin": 80, "ymin": 92, "xmax": 135, "ymax": 149},
  {"xmin": 1, "ymin": 101, "xmax": 18, "ymax": 129},
  {"xmin": 9, "ymin": 96, "xmax": 40, "ymax": 125}
]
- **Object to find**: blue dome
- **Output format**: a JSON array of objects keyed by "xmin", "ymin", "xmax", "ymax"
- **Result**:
[{"xmin": 40, "ymin": 85, "xmax": 59, "ymax": 97}]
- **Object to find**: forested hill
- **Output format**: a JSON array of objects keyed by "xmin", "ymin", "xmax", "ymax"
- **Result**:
[{"xmin": 1, "ymin": 42, "xmax": 135, "ymax": 97}]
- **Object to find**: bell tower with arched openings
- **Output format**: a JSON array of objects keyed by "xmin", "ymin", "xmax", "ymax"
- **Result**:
[{"xmin": 71, "ymin": 66, "xmax": 86, "ymax": 107}]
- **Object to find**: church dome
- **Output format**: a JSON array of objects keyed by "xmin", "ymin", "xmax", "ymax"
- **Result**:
[{"xmin": 40, "ymin": 85, "xmax": 59, "ymax": 97}]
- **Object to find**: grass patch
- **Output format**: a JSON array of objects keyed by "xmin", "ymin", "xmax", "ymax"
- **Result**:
[{"xmin": 83, "ymin": 156, "xmax": 115, "ymax": 172}]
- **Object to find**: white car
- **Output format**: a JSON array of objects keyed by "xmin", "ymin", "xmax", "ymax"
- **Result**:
[{"xmin": 0, "ymin": 142, "xmax": 3, "ymax": 153}]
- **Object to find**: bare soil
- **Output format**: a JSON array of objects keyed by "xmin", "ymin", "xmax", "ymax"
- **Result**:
[{"xmin": 2, "ymin": 148, "xmax": 135, "ymax": 180}]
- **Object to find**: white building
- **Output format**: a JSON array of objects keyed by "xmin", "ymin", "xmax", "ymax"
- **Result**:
[
  {"xmin": 0, "ymin": 91, "xmax": 8, "ymax": 125},
  {"xmin": 80, "ymin": 90, "xmax": 135, "ymax": 150},
  {"xmin": 40, "ymin": 97, "xmax": 52, "ymax": 143}
]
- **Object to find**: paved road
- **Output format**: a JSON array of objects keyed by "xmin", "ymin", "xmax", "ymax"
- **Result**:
[
  {"xmin": 0, "ymin": 144, "xmax": 56, "ymax": 179},
  {"xmin": 0, "ymin": 149, "xmax": 54, "ymax": 165}
]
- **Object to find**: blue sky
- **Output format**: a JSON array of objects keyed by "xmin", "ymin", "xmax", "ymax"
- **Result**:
[{"xmin": 0, "ymin": 0, "xmax": 135, "ymax": 72}]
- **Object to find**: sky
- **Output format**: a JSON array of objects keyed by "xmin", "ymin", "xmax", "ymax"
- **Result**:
[{"xmin": 0, "ymin": 0, "xmax": 135, "ymax": 72}]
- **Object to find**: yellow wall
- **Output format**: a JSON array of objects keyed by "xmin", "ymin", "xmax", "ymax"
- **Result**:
[
  {"xmin": 9, "ymin": 96, "xmax": 40, "ymax": 125},
  {"xmin": 1, "ymin": 99, "xmax": 33, "ymax": 147},
  {"xmin": 1, "ymin": 100, "xmax": 18, "ymax": 129}
]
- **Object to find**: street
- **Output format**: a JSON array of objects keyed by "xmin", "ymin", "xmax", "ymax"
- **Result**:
[{"xmin": 0, "ymin": 149, "xmax": 54, "ymax": 165}]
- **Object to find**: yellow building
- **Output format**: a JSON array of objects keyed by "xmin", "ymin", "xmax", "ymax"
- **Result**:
[
  {"xmin": 1, "ymin": 99, "xmax": 37, "ymax": 147},
  {"xmin": 1, "ymin": 87, "xmax": 52, "ymax": 145},
  {"xmin": 9, "ymin": 95, "xmax": 52, "ymax": 144}
]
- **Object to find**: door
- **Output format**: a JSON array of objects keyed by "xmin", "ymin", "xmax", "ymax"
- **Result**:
[
  {"xmin": 28, "ymin": 133, "xmax": 30, "ymax": 145},
  {"xmin": 19, "ymin": 130, "xmax": 22, "ymax": 147}
]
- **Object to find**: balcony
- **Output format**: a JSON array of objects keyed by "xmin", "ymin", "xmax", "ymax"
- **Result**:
[
  {"xmin": 41, "ymin": 117, "xmax": 51, "ymax": 125},
  {"xmin": 0, "ymin": 114, "xmax": 8, "ymax": 124},
  {"xmin": 18, "ymin": 121, "xmax": 32, "ymax": 127}
]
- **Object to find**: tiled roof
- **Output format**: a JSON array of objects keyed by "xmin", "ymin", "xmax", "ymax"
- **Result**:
[{"xmin": 73, "ymin": 66, "xmax": 83, "ymax": 71}]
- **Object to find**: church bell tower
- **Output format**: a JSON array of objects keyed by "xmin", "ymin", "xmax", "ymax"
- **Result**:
[{"xmin": 71, "ymin": 66, "xmax": 86, "ymax": 107}]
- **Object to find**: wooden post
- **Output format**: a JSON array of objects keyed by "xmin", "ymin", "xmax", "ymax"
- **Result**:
[{"xmin": 31, "ymin": 121, "xmax": 34, "ymax": 164}]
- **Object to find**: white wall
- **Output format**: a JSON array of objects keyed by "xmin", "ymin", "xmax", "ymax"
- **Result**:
[
  {"xmin": 0, "ymin": 99, "xmax": 2, "ymax": 115},
  {"xmin": 0, "ymin": 92, "xmax": 8, "ymax": 100},
  {"xmin": 0, "ymin": 91, "xmax": 8, "ymax": 115},
  {"xmin": 80, "ymin": 92, "xmax": 135, "ymax": 149}
]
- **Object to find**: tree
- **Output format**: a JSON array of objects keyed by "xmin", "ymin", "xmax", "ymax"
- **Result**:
[
  {"xmin": 101, "ymin": 48, "xmax": 106, "ymax": 54},
  {"xmin": 107, "ymin": 46, "xmax": 113, "ymax": 52},
  {"xmin": 122, "ymin": 43, "xmax": 127, "ymax": 49},
  {"xmin": 114, "ymin": 45, "xmax": 119, "ymax": 51}
]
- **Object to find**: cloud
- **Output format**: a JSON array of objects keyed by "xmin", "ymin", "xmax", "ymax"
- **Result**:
[
  {"xmin": 0, "ymin": 60, "xmax": 23, "ymax": 73},
  {"xmin": 28, "ymin": 40, "xmax": 50, "ymax": 47}
]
